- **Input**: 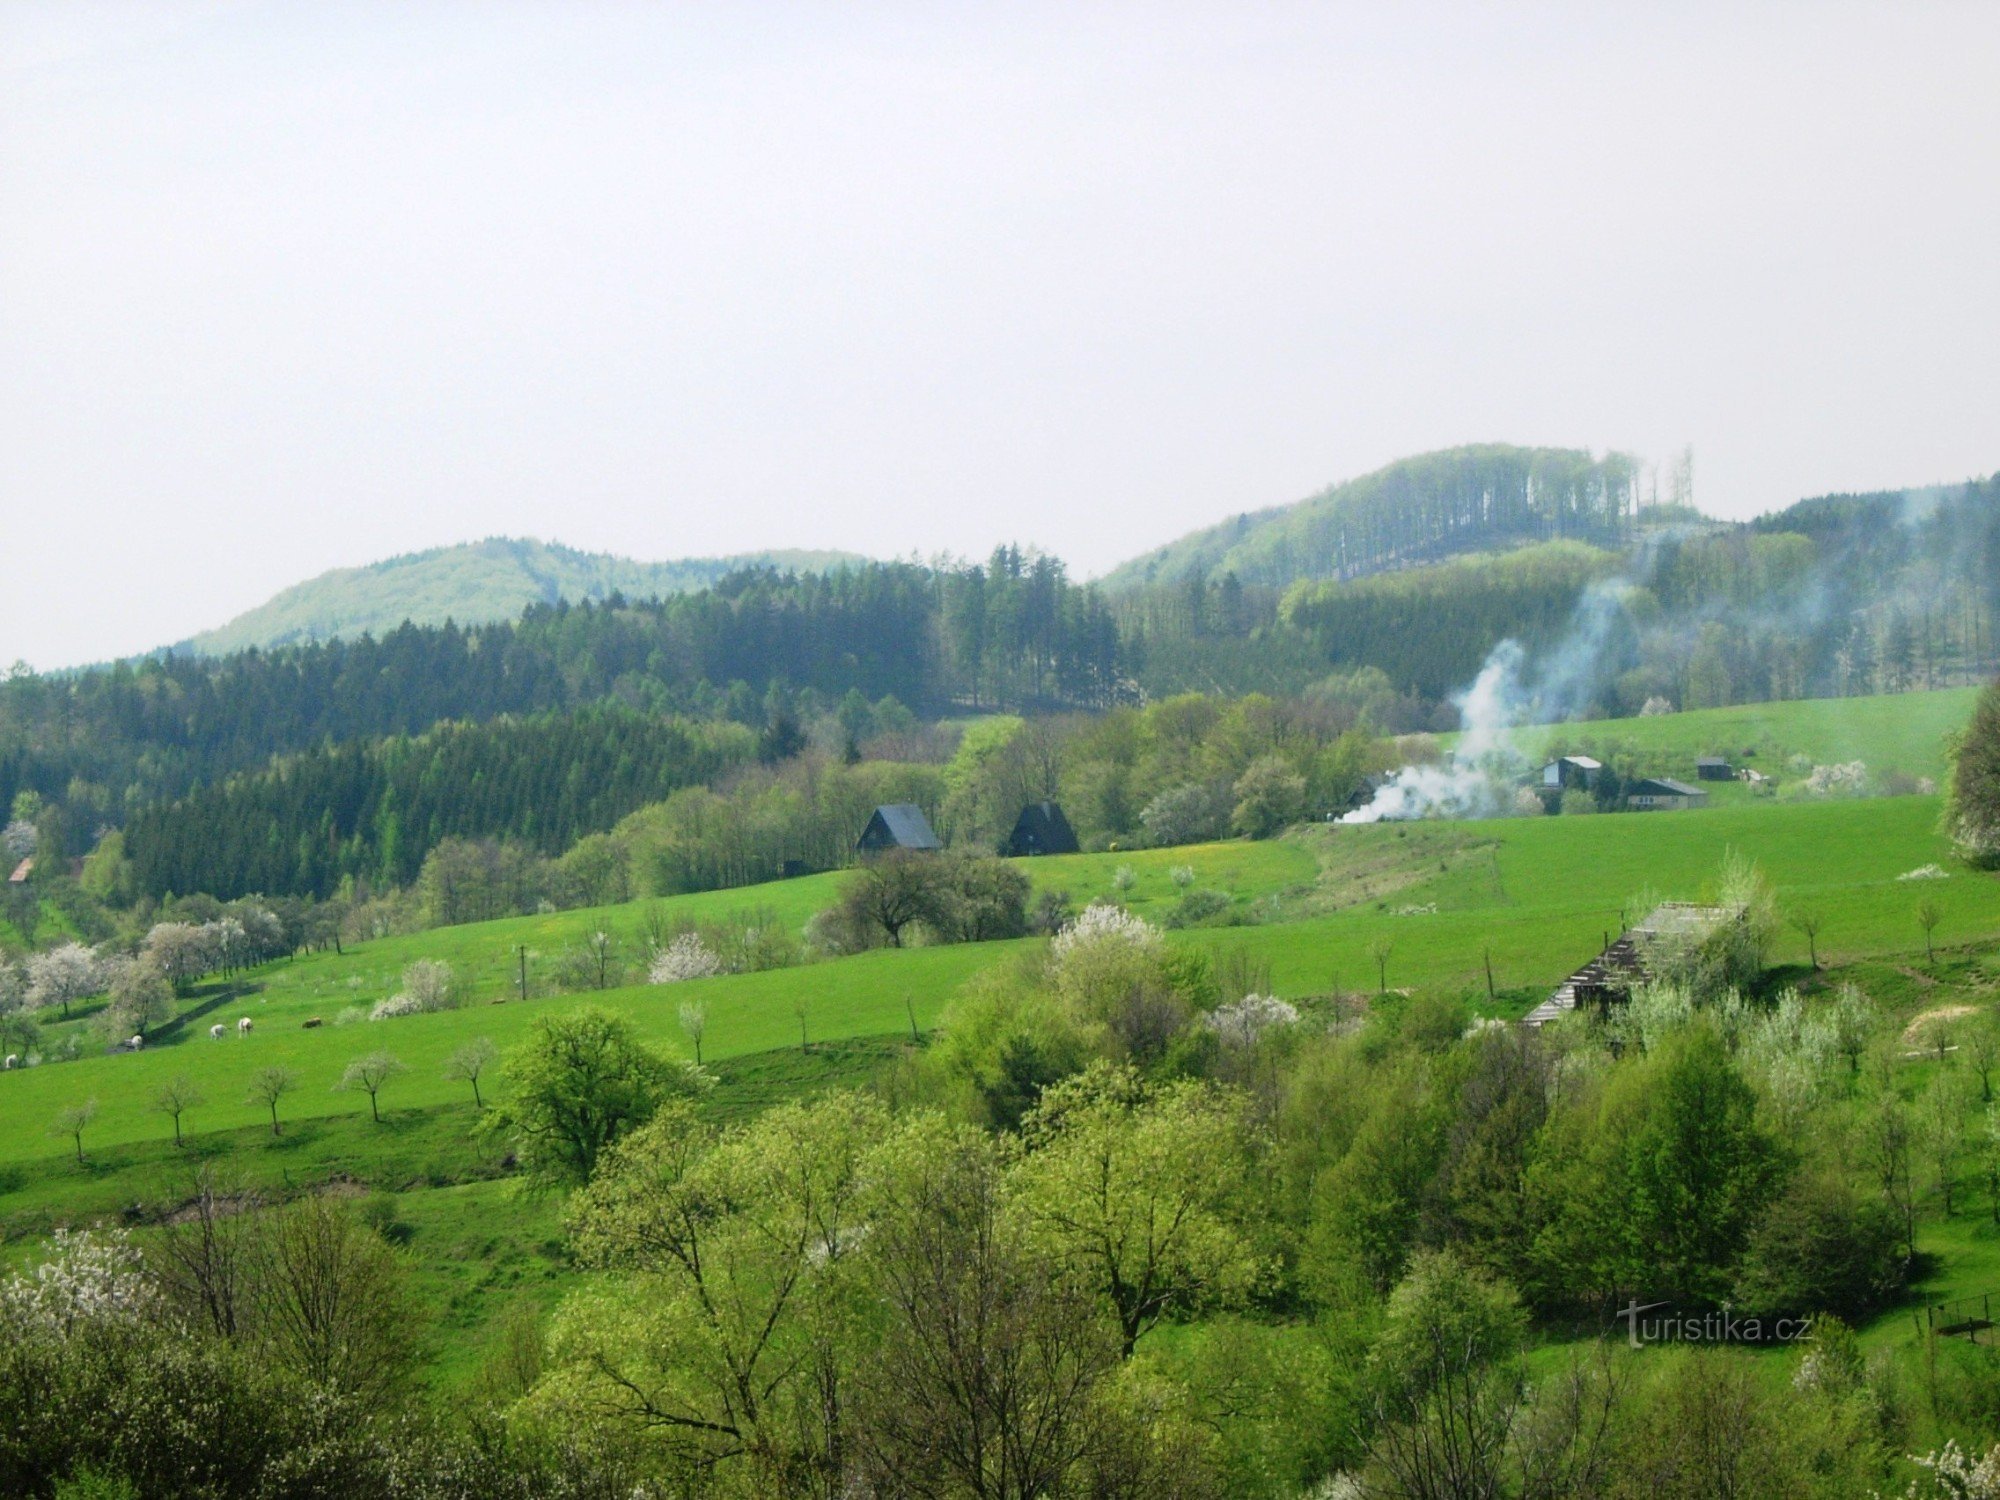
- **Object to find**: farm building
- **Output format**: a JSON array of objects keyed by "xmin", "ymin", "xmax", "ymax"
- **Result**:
[
  {"xmin": 1695, "ymin": 757, "xmax": 1734, "ymax": 781},
  {"xmin": 1537, "ymin": 755, "xmax": 1602, "ymax": 792},
  {"xmin": 1522, "ymin": 903, "xmax": 1738, "ymax": 1027},
  {"xmin": 1004, "ymin": 801, "xmax": 1079, "ymax": 857},
  {"xmin": 1626, "ymin": 777, "xmax": 1708, "ymax": 811},
  {"xmin": 857, "ymin": 803, "xmax": 942, "ymax": 854}
]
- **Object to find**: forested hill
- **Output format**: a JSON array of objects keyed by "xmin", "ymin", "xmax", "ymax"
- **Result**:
[
  {"xmin": 1100, "ymin": 444, "xmax": 1644, "ymax": 592},
  {"xmin": 179, "ymin": 537, "xmax": 868, "ymax": 656},
  {"xmin": 0, "ymin": 553, "xmax": 1124, "ymax": 845}
]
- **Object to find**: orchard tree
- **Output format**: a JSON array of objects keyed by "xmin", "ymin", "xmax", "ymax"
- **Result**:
[
  {"xmin": 336, "ymin": 1050, "xmax": 409, "ymax": 1124},
  {"xmin": 153, "ymin": 1075, "xmax": 205, "ymax": 1148},
  {"xmin": 51, "ymin": 1098, "xmax": 98, "ymax": 1165},
  {"xmin": 246, "ymin": 1066, "xmax": 299, "ymax": 1136},
  {"xmin": 444, "ymin": 1036, "xmax": 498, "ymax": 1108},
  {"xmin": 104, "ymin": 955, "xmax": 174, "ymax": 1041},
  {"xmin": 27, "ymin": 943, "xmax": 100, "ymax": 1020}
]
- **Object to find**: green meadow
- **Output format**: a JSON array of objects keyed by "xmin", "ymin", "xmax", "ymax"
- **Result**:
[
  {"xmin": 1, "ymin": 795, "xmax": 1991, "ymax": 1165},
  {"xmin": 1457, "ymin": 683, "xmax": 1980, "ymax": 783}
]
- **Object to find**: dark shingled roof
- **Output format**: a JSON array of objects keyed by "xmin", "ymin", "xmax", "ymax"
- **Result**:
[
  {"xmin": 1004, "ymin": 802, "xmax": 1080, "ymax": 857},
  {"xmin": 1632, "ymin": 777, "xmax": 1706, "ymax": 797},
  {"xmin": 858, "ymin": 803, "xmax": 942, "ymax": 852}
]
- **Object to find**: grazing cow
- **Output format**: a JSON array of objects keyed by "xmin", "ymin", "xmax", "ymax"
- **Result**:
[
  {"xmin": 210, "ymin": 1023, "xmax": 227, "ymax": 1041},
  {"xmin": 237, "ymin": 1017, "xmax": 254, "ymax": 1034},
  {"xmin": 302, "ymin": 1017, "xmax": 323, "ymax": 1029},
  {"xmin": 3, "ymin": 1055, "xmax": 16, "ymax": 1071},
  {"xmin": 128, "ymin": 1035, "xmax": 145, "ymax": 1051}
]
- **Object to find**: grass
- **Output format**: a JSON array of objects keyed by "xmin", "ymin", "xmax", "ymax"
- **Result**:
[
  {"xmin": 2, "ymin": 779, "xmax": 1997, "ymax": 1396},
  {"xmin": 1449, "ymin": 684, "xmax": 1979, "ymax": 785},
  {"xmin": 2, "ymin": 798, "xmax": 1989, "ymax": 1161}
]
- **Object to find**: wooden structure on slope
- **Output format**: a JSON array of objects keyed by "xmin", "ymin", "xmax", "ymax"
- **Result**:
[{"xmin": 1521, "ymin": 903, "xmax": 1735, "ymax": 1028}]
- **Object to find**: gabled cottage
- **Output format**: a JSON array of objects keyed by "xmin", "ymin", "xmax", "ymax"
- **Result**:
[
  {"xmin": 857, "ymin": 804, "xmax": 942, "ymax": 854},
  {"xmin": 1004, "ymin": 802, "xmax": 1079, "ymax": 857}
]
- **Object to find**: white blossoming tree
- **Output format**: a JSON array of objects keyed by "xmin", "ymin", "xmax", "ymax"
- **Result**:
[
  {"xmin": 650, "ymin": 931, "xmax": 722, "ymax": 984},
  {"xmin": 27, "ymin": 943, "xmax": 100, "ymax": 1020}
]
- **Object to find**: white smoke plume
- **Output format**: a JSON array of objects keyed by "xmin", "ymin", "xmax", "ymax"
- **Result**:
[{"xmin": 1341, "ymin": 578, "xmax": 1639, "ymax": 824}]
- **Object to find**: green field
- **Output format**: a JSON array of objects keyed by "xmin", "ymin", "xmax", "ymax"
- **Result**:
[
  {"xmin": 1448, "ymin": 684, "xmax": 1978, "ymax": 784},
  {"xmin": 1, "ymin": 796, "xmax": 1991, "ymax": 1166},
  {"xmin": 2, "ymin": 784, "xmax": 1997, "ymax": 1402}
]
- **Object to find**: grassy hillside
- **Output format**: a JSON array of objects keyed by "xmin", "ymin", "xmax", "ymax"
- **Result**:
[
  {"xmin": 3, "ymin": 797, "xmax": 1991, "ymax": 1166},
  {"xmin": 1449, "ymin": 685, "xmax": 1979, "ymax": 785},
  {"xmin": 179, "ymin": 536, "xmax": 868, "ymax": 655}
]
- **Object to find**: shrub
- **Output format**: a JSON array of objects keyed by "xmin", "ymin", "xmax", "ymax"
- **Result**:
[
  {"xmin": 649, "ymin": 932, "xmax": 722, "ymax": 983},
  {"xmin": 1732, "ymin": 1169, "xmax": 1905, "ymax": 1321},
  {"xmin": 1165, "ymin": 888, "xmax": 1231, "ymax": 928},
  {"xmin": 1141, "ymin": 782, "xmax": 1233, "ymax": 847}
]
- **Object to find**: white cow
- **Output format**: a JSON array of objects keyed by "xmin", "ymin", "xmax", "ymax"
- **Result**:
[
  {"xmin": 3, "ymin": 1055, "xmax": 16, "ymax": 1070},
  {"xmin": 210, "ymin": 1023, "xmax": 227, "ymax": 1041},
  {"xmin": 237, "ymin": 1017, "xmax": 254, "ymax": 1034},
  {"xmin": 128, "ymin": 1035, "xmax": 145, "ymax": 1051}
]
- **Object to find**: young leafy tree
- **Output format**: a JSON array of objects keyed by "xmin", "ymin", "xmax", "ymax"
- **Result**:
[
  {"xmin": 444, "ymin": 1036, "xmax": 498, "ymax": 1108},
  {"xmin": 245, "ymin": 1066, "xmax": 298, "ymax": 1137},
  {"xmin": 1788, "ymin": 908, "xmax": 1825, "ymax": 969},
  {"xmin": 675, "ymin": 1000, "xmax": 707, "ymax": 1065},
  {"xmin": 853, "ymin": 1113, "xmax": 1122, "ymax": 1500},
  {"xmin": 1009, "ymin": 1063, "xmax": 1260, "ymax": 1357},
  {"xmin": 335, "ymin": 1050, "xmax": 408, "ymax": 1124},
  {"xmin": 153, "ymin": 1074, "xmax": 204, "ymax": 1148},
  {"xmin": 548, "ymin": 1092, "xmax": 886, "ymax": 1489},
  {"xmin": 1916, "ymin": 898, "xmax": 1944, "ymax": 964},
  {"xmin": 51, "ymin": 1098, "xmax": 98, "ymax": 1165},
  {"xmin": 490, "ymin": 1006, "xmax": 707, "ymax": 1189},
  {"xmin": 254, "ymin": 1194, "xmax": 416, "ymax": 1407},
  {"xmin": 1917, "ymin": 1072, "xmax": 1970, "ymax": 1217}
]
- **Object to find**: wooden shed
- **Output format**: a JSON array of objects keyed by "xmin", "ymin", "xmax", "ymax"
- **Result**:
[
  {"xmin": 1695, "ymin": 757, "xmax": 1734, "ymax": 781},
  {"xmin": 857, "ymin": 804, "xmax": 942, "ymax": 854},
  {"xmin": 1004, "ymin": 801, "xmax": 1079, "ymax": 857},
  {"xmin": 1538, "ymin": 755, "xmax": 1602, "ymax": 792},
  {"xmin": 1627, "ymin": 777, "xmax": 1708, "ymax": 811}
]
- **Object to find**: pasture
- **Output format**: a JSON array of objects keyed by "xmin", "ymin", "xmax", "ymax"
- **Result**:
[
  {"xmin": 1448, "ymin": 683, "xmax": 1978, "ymax": 785},
  {"xmin": 1, "ymin": 794, "xmax": 1991, "ymax": 1166}
]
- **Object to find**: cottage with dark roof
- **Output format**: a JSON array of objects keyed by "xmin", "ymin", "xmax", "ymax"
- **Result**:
[
  {"xmin": 1627, "ymin": 777, "xmax": 1708, "ymax": 811},
  {"xmin": 857, "ymin": 803, "xmax": 942, "ymax": 854},
  {"xmin": 1004, "ymin": 802, "xmax": 1079, "ymax": 857}
]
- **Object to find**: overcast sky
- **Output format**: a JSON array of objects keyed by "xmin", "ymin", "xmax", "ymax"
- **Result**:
[{"xmin": 3, "ymin": 2, "xmax": 1996, "ymax": 667}]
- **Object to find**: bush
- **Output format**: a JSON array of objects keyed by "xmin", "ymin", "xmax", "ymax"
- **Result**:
[
  {"xmin": 1732, "ymin": 1169, "xmax": 1905, "ymax": 1321},
  {"xmin": 1165, "ymin": 888, "xmax": 1231, "ymax": 928},
  {"xmin": 1141, "ymin": 782, "xmax": 1233, "ymax": 847},
  {"xmin": 1232, "ymin": 755, "xmax": 1307, "ymax": 839}
]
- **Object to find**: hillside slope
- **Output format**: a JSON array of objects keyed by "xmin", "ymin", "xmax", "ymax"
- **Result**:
[
  {"xmin": 178, "ymin": 537, "xmax": 869, "ymax": 655},
  {"xmin": 1102, "ymin": 443, "xmax": 1643, "ymax": 591}
]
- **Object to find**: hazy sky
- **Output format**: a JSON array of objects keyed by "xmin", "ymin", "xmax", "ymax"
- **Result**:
[{"xmin": 3, "ymin": 2, "xmax": 1997, "ymax": 667}]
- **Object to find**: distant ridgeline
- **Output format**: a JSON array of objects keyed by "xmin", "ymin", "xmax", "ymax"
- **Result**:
[
  {"xmin": 176, "ymin": 537, "xmax": 871, "ymax": 655},
  {"xmin": 1100, "ymin": 444, "xmax": 1644, "ymax": 593},
  {"xmin": 3, "ymin": 449, "xmax": 1995, "ymax": 905}
]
